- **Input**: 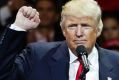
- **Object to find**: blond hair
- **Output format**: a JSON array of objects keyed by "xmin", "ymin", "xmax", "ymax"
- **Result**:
[{"xmin": 60, "ymin": 0, "xmax": 103, "ymax": 34}]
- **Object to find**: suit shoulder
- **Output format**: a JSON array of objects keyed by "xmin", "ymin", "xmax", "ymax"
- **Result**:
[
  {"xmin": 26, "ymin": 41, "xmax": 63, "ymax": 58},
  {"xmin": 101, "ymin": 48, "xmax": 119, "ymax": 56},
  {"xmin": 100, "ymin": 48, "xmax": 119, "ymax": 61},
  {"xmin": 28, "ymin": 41, "xmax": 63, "ymax": 50}
]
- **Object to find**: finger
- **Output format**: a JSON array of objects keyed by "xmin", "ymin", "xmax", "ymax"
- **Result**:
[
  {"xmin": 34, "ymin": 14, "xmax": 41, "ymax": 23},
  {"xmin": 35, "ymin": 12, "xmax": 40, "ymax": 22},
  {"xmin": 36, "ymin": 12, "xmax": 39, "ymax": 16},
  {"xmin": 19, "ymin": 6, "xmax": 28, "ymax": 16},
  {"xmin": 29, "ymin": 9, "xmax": 37, "ymax": 20},
  {"xmin": 18, "ymin": 6, "xmax": 27, "ymax": 14},
  {"xmin": 25, "ymin": 6, "xmax": 33, "ymax": 18},
  {"xmin": 31, "ymin": 14, "xmax": 40, "ymax": 23}
]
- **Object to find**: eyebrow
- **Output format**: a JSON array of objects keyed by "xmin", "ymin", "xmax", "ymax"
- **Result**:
[
  {"xmin": 81, "ymin": 23, "xmax": 89, "ymax": 26},
  {"xmin": 68, "ymin": 23, "xmax": 78, "ymax": 27}
]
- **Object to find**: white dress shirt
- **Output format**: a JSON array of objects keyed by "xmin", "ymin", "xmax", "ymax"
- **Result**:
[
  {"xmin": 69, "ymin": 47, "xmax": 99, "ymax": 80},
  {"xmin": 10, "ymin": 24, "xmax": 26, "ymax": 31}
]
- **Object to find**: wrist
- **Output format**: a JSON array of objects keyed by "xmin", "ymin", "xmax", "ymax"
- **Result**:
[{"xmin": 10, "ymin": 23, "xmax": 26, "ymax": 31}]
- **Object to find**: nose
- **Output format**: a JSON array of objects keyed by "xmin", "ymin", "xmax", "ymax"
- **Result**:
[{"xmin": 75, "ymin": 25, "xmax": 83, "ymax": 37}]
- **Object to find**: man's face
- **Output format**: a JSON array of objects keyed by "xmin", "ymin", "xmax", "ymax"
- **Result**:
[
  {"xmin": 62, "ymin": 16, "xmax": 99, "ymax": 54},
  {"xmin": 9, "ymin": 0, "xmax": 26, "ymax": 11},
  {"xmin": 103, "ymin": 17, "xmax": 119, "ymax": 40},
  {"xmin": 36, "ymin": 0, "xmax": 58, "ymax": 26}
]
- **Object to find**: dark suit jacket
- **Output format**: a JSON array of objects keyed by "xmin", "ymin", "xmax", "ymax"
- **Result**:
[{"xmin": 0, "ymin": 28, "xmax": 119, "ymax": 80}]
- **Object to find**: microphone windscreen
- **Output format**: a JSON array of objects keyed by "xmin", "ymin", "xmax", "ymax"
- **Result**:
[{"xmin": 76, "ymin": 45, "xmax": 88, "ymax": 56}]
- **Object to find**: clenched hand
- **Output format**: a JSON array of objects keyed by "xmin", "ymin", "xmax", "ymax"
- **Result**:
[{"xmin": 14, "ymin": 6, "xmax": 40, "ymax": 30}]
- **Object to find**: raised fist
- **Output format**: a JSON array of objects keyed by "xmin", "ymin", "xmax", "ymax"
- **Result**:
[{"xmin": 14, "ymin": 6, "xmax": 40, "ymax": 30}]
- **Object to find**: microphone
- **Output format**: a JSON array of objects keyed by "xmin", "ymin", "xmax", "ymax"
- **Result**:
[{"xmin": 76, "ymin": 45, "xmax": 90, "ymax": 79}]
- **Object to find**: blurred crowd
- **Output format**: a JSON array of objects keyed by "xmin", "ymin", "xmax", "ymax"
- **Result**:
[
  {"xmin": 97, "ymin": 12, "xmax": 119, "ymax": 51},
  {"xmin": 0, "ymin": 0, "xmax": 119, "ymax": 52}
]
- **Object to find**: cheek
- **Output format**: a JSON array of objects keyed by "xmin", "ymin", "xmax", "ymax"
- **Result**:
[
  {"xmin": 113, "ymin": 31, "xmax": 119, "ymax": 34},
  {"xmin": 65, "ymin": 29, "xmax": 75, "ymax": 39},
  {"xmin": 112, "ymin": 32, "xmax": 119, "ymax": 38},
  {"xmin": 64, "ymin": 29, "xmax": 77, "ymax": 51},
  {"xmin": 85, "ymin": 29, "xmax": 97, "ymax": 44},
  {"xmin": 63, "ymin": 28, "xmax": 74, "ymax": 40},
  {"xmin": 63, "ymin": 29, "xmax": 76, "ymax": 43}
]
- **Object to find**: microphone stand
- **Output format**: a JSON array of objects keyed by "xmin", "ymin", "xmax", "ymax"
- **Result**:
[
  {"xmin": 79, "ymin": 60, "xmax": 89, "ymax": 80},
  {"xmin": 76, "ymin": 45, "xmax": 90, "ymax": 80}
]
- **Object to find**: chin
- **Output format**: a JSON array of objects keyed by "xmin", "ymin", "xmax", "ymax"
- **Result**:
[{"xmin": 75, "ymin": 43, "xmax": 86, "ymax": 47}]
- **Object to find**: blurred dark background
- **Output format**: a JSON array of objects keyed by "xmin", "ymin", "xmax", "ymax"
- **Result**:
[{"xmin": 0, "ymin": 0, "xmax": 119, "ymax": 52}]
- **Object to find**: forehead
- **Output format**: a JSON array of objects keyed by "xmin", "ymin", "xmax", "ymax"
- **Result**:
[
  {"xmin": 64, "ymin": 16, "xmax": 96, "ymax": 25},
  {"xmin": 36, "ymin": 0, "xmax": 54, "ymax": 7},
  {"xmin": 104, "ymin": 18, "xmax": 119, "ymax": 26}
]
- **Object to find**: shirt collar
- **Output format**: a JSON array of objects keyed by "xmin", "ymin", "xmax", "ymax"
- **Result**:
[
  {"xmin": 69, "ymin": 46, "xmax": 98, "ymax": 65},
  {"xmin": 88, "ymin": 46, "xmax": 98, "ymax": 65},
  {"xmin": 69, "ymin": 48, "xmax": 78, "ymax": 63}
]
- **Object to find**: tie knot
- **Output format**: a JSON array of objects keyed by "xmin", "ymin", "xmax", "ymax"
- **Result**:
[{"xmin": 77, "ymin": 58, "xmax": 82, "ymax": 63}]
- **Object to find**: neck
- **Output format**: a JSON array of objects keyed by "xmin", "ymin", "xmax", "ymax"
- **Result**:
[{"xmin": 69, "ymin": 46, "xmax": 94, "ymax": 57}]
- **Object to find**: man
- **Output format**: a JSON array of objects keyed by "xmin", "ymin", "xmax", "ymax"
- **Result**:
[
  {"xmin": 27, "ymin": 0, "xmax": 64, "ymax": 43},
  {"xmin": 0, "ymin": 0, "xmax": 119, "ymax": 80},
  {"xmin": 102, "ymin": 12, "xmax": 119, "ymax": 40},
  {"xmin": 97, "ymin": 12, "xmax": 119, "ymax": 49}
]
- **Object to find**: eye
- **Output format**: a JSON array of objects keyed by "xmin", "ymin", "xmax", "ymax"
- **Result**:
[
  {"xmin": 112, "ymin": 26, "xmax": 119, "ymax": 30},
  {"xmin": 68, "ymin": 24, "xmax": 78, "ymax": 28}
]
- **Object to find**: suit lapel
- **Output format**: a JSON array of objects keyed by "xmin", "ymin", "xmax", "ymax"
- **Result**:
[
  {"xmin": 97, "ymin": 45, "xmax": 116, "ymax": 80},
  {"xmin": 48, "ymin": 43, "xmax": 116, "ymax": 80},
  {"xmin": 47, "ymin": 41, "xmax": 70, "ymax": 80}
]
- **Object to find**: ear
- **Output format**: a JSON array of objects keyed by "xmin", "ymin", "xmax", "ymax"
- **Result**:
[
  {"xmin": 61, "ymin": 26, "xmax": 66, "ymax": 37},
  {"xmin": 60, "ymin": 19, "xmax": 67, "ymax": 38},
  {"xmin": 97, "ymin": 19, "xmax": 103, "ymax": 37},
  {"xmin": 97, "ymin": 28, "xmax": 101, "ymax": 37}
]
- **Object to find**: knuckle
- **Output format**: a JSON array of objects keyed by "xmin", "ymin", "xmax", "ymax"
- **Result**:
[
  {"xmin": 36, "ymin": 12, "xmax": 39, "ymax": 15},
  {"xmin": 21, "ymin": 6, "xmax": 27, "ymax": 8},
  {"xmin": 33, "ymin": 9, "xmax": 36, "ymax": 11},
  {"xmin": 27, "ymin": 6, "xmax": 32, "ymax": 11},
  {"xmin": 29, "ymin": 6, "xmax": 33, "ymax": 9}
]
